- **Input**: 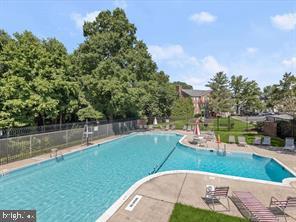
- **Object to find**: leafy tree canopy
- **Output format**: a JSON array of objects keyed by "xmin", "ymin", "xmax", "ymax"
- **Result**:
[
  {"xmin": 171, "ymin": 97, "xmax": 194, "ymax": 120},
  {"xmin": 72, "ymin": 8, "xmax": 175, "ymax": 120},
  {"xmin": 172, "ymin": 81, "xmax": 193, "ymax": 89}
]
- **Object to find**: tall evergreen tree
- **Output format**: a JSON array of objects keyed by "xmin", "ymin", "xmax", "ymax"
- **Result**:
[{"xmin": 206, "ymin": 72, "xmax": 233, "ymax": 114}]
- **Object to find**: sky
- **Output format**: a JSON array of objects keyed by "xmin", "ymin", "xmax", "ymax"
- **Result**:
[{"xmin": 0, "ymin": 0, "xmax": 295, "ymax": 89}]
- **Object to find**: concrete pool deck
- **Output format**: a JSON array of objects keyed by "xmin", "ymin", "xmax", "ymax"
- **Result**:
[
  {"xmin": 0, "ymin": 134, "xmax": 122, "ymax": 172},
  {"xmin": 1, "ymin": 130, "xmax": 296, "ymax": 222},
  {"xmin": 108, "ymin": 172, "xmax": 296, "ymax": 222}
]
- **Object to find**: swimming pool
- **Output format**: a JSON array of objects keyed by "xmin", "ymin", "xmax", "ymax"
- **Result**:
[{"xmin": 0, "ymin": 133, "xmax": 294, "ymax": 222}]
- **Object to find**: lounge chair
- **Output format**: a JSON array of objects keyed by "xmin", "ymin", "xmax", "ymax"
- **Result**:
[
  {"xmin": 268, "ymin": 196, "xmax": 296, "ymax": 221},
  {"xmin": 232, "ymin": 191, "xmax": 277, "ymax": 222},
  {"xmin": 254, "ymin": 136, "xmax": 262, "ymax": 145},
  {"xmin": 148, "ymin": 125, "xmax": 153, "ymax": 130},
  {"xmin": 228, "ymin": 135, "xmax": 235, "ymax": 144},
  {"xmin": 138, "ymin": 124, "xmax": 143, "ymax": 129},
  {"xmin": 165, "ymin": 125, "xmax": 170, "ymax": 131},
  {"xmin": 189, "ymin": 137, "xmax": 198, "ymax": 145},
  {"xmin": 143, "ymin": 125, "xmax": 148, "ymax": 129},
  {"xmin": 170, "ymin": 125, "xmax": 176, "ymax": 130},
  {"xmin": 183, "ymin": 125, "xmax": 187, "ymax": 131},
  {"xmin": 283, "ymin": 137, "xmax": 295, "ymax": 152},
  {"xmin": 262, "ymin": 136, "xmax": 271, "ymax": 146},
  {"xmin": 203, "ymin": 186, "xmax": 230, "ymax": 211},
  {"xmin": 238, "ymin": 136, "xmax": 247, "ymax": 146},
  {"xmin": 187, "ymin": 125, "xmax": 192, "ymax": 131}
]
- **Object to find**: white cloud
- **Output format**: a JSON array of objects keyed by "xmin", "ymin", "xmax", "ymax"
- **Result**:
[
  {"xmin": 271, "ymin": 13, "xmax": 296, "ymax": 31},
  {"xmin": 148, "ymin": 45, "xmax": 185, "ymax": 61},
  {"xmin": 71, "ymin": 10, "xmax": 100, "ymax": 29},
  {"xmin": 201, "ymin": 56, "xmax": 228, "ymax": 73},
  {"xmin": 189, "ymin": 11, "xmax": 217, "ymax": 24},
  {"xmin": 282, "ymin": 57, "xmax": 296, "ymax": 67},
  {"xmin": 246, "ymin": 47, "xmax": 258, "ymax": 54},
  {"xmin": 148, "ymin": 44, "xmax": 227, "ymax": 89},
  {"xmin": 113, "ymin": 0, "xmax": 127, "ymax": 9}
]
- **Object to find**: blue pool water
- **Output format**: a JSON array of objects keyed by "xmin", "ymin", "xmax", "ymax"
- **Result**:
[{"xmin": 0, "ymin": 133, "xmax": 294, "ymax": 222}]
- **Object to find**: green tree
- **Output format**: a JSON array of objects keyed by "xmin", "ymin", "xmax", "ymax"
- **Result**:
[
  {"xmin": 0, "ymin": 8, "xmax": 177, "ymax": 127},
  {"xmin": 241, "ymin": 80, "xmax": 262, "ymax": 113},
  {"xmin": 262, "ymin": 85, "xmax": 278, "ymax": 111},
  {"xmin": 274, "ymin": 72, "xmax": 296, "ymax": 113},
  {"xmin": 230, "ymin": 75, "xmax": 262, "ymax": 114},
  {"xmin": 172, "ymin": 81, "xmax": 193, "ymax": 89},
  {"xmin": 171, "ymin": 97, "xmax": 194, "ymax": 120},
  {"xmin": 72, "ymin": 8, "xmax": 175, "ymax": 120},
  {"xmin": 230, "ymin": 75, "xmax": 247, "ymax": 114},
  {"xmin": 206, "ymin": 72, "xmax": 233, "ymax": 114},
  {"xmin": 0, "ymin": 31, "xmax": 100, "ymax": 127}
]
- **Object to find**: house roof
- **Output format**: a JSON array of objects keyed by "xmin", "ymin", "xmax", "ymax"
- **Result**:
[
  {"xmin": 267, "ymin": 114, "xmax": 293, "ymax": 121},
  {"xmin": 181, "ymin": 89, "xmax": 211, "ymax": 97}
]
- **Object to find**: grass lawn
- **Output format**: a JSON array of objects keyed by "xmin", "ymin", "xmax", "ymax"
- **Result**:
[
  {"xmin": 210, "ymin": 117, "xmax": 284, "ymax": 147},
  {"xmin": 169, "ymin": 203, "xmax": 247, "ymax": 222},
  {"xmin": 158, "ymin": 118, "xmax": 195, "ymax": 129},
  {"xmin": 161, "ymin": 116, "xmax": 284, "ymax": 147}
]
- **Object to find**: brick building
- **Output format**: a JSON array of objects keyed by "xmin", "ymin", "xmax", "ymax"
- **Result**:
[{"xmin": 176, "ymin": 85, "xmax": 211, "ymax": 116}]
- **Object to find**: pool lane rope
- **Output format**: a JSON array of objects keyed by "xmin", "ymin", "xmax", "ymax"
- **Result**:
[{"xmin": 149, "ymin": 146, "xmax": 176, "ymax": 175}]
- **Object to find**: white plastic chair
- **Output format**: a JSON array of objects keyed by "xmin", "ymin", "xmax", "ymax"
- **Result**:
[
  {"xmin": 253, "ymin": 136, "xmax": 262, "ymax": 145},
  {"xmin": 228, "ymin": 135, "xmax": 235, "ymax": 143},
  {"xmin": 262, "ymin": 136, "xmax": 271, "ymax": 146},
  {"xmin": 283, "ymin": 137, "xmax": 295, "ymax": 151}
]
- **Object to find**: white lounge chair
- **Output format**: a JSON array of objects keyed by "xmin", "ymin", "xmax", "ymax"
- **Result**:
[
  {"xmin": 283, "ymin": 137, "xmax": 295, "ymax": 151},
  {"xmin": 262, "ymin": 136, "xmax": 271, "ymax": 146},
  {"xmin": 148, "ymin": 125, "xmax": 153, "ymax": 130},
  {"xmin": 165, "ymin": 125, "xmax": 170, "ymax": 131},
  {"xmin": 238, "ymin": 136, "xmax": 247, "ymax": 146},
  {"xmin": 170, "ymin": 125, "xmax": 176, "ymax": 130},
  {"xmin": 187, "ymin": 125, "xmax": 192, "ymax": 131},
  {"xmin": 183, "ymin": 125, "xmax": 187, "ymax": 130},
  {"xmin": 228, "ymin": 135, "xmax": 235, "ymax": 143},
  {"xmin": 253, "ymin": 136, "xmax": 261, "ymax": 145},
  {"xmin": 139, "ymin": 124, "xmax": 143, "ymax": 129}
]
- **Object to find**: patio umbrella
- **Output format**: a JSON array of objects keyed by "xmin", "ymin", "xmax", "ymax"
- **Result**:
[
  {"xmin": 194, "ymin": 119, "xmax": 200, "ymax": 136},
  {"xmin": 153, "ymin": 117, "xmax": 158, "ymax": 125}
]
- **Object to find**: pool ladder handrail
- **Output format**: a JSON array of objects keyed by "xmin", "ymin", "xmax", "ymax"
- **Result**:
[
  {"xmin": 149, "ymin": 146, "xmax": 176, "ymax": 175},
  {"xmin": 217, "ymin": 144, "xmax": 227, "ymax": 156},
  {"xmin": 55, "ymin": 154, "xmax": 64, "ymax": 162}
]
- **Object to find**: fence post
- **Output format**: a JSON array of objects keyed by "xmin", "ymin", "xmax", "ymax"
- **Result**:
[
  {"xmin": 66, "ymin": 129, "xmax": 68, "ymax": 146},
  {"xmin": 6, "ymin": 138, "xmax": 9, "ymax": 164},
  {"xmin": 29, "ymin": 135, "xmax": 32, "ymax": 156}
]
